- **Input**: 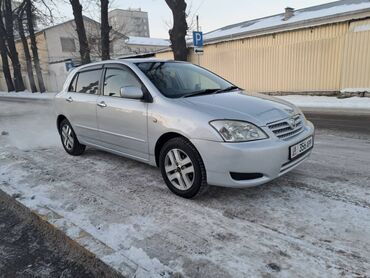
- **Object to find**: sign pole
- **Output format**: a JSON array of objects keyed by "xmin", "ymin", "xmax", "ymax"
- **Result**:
[
  {"xmin": 192, "ymin": 18, "xmax": 203, "ymax": 62},
  {"xmin": 196, "ymin": 15, "xmax": 200, "ymax": 66}
]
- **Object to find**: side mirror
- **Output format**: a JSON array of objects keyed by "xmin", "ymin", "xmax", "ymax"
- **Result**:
[{"xmin": 120, "ymin": 86, "xmax": 144, "ymax": 99}]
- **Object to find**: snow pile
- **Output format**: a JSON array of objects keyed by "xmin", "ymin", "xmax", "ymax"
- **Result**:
[
  {"xmin": 204, "ymin": 1, "xmax": 370, "ymax": 42},
  {"xmin": 0, "ymin": 91, "xmax": 57, "ymax": 100},
  {"xmin": 277, "ymin": 95, "xmax": 370, "ymax": 110},
  {"xmin": 340, "ymin": 87, "xmax": 370, "ymax": 93},
  {"xmin": 0, "ymin": 100, "xmax": 59, "ymax": 150}
]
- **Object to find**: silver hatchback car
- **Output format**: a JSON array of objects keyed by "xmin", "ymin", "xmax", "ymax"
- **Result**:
[{"xmin": 55, "ymin": 58, "xmax": 314, "ymax": 198}]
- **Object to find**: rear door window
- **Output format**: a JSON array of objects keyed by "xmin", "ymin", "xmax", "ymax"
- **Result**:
[{"xmin": 75, "ymin": 69, "xmax": 102, "ymax": 94}]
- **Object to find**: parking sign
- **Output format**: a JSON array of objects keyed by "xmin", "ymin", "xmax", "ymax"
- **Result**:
[
  {"xmin": 193, "ymin": 31, "xmax": 203, "ymax": 55},
  {"xmin": 193, "ymin": 31, "xmax": 203, "ymax": 47}
]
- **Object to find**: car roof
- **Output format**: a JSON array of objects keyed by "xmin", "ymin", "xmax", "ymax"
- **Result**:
[
  {"xmin": 75, "ymin": 58, "xmax": 183, "ymax": 71},
  {"xmin": 119, "ymin": 58, "xmax": 177, "ymax": 63}
]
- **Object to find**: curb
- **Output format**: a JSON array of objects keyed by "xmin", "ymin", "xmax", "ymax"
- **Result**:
[{"xmin": 0, "ymin": 189, "xmax": 137, "ymax": 278}]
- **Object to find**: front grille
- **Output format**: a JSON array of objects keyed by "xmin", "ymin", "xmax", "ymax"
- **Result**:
[{"xmin": 267, "ymin": 114, "xmax": 304, "ymax": 140}]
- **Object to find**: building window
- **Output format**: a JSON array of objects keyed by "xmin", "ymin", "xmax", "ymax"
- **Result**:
[{"xmin": 60, "ymin": 37, "xmax": 76, "ymax": 52}]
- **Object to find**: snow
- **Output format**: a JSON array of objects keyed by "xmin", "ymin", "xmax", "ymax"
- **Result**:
[
  {"xmin": 204, "ymin": 1, "xmax": 370, "ymax": 42},
  {"xmin": 1, "ymin": 99, "xmax": 370, "ymax": 277},
  {"xmin": 0, "ymin": 91, "xmax": 57, "ymax": 100},
  {"xmin": 277, "ymin": 95, "xmax": 370, "ymax": 110},
  {"xmin": 341, "ymin": 87, "xmax": 370, "ymax": 93},
  {"xmin": 126, "ymin": 36, "xmax": 170, "ymax": 47},
  {"xmin": 353, "ymin": 23, "xmax": 370, "ymax": 32}
]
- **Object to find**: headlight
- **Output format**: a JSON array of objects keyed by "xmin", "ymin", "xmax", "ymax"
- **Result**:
[{"xmin": 210, "ymin": 120, "xmax": 268, "ymax": 142}]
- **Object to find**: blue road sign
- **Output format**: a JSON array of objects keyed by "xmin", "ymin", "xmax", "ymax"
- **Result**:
[
  {"xmin": 65, "ymin": 61, "xmax": 75, "ymax": 71},
  {"xmin": 193, "ymin": 31, "xmax": 203, "ymax": 47}
]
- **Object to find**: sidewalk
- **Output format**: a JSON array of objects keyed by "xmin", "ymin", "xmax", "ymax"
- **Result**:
[{"xmin": 277, "ymin": 95, "xmax": 370, "ymax": 114}]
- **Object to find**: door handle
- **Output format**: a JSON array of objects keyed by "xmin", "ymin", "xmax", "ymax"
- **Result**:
[
  {"xmin": 97, "ymin": 101, "xmax": 107, "ymax": 108},
  {"xmin": 66, "ymin": 96, "xmax": 73, "ymax": 102}
]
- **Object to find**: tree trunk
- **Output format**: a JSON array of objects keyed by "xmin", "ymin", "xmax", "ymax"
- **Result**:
[
  {"xmin": 4, "ymin": 0, "xmax": 25, "ymax": 91},
  {"xmin": 69, "ymin": 0, "xmax": 91, "ymax": 64},
  {"xmin": 100, "ymin": 0, "xmax": 110, "ymax": 60},
  {"xmin": 17, "ymin": 6, "xmax": 37, "ymax": 93},
  {"xmin": 165, "ymin": 0, "xmax": 188, "ymax": 61},
  {"xmin": 25, "ymin": 0, "xmax": 45, "ymax": 92},
  {"xmin": 0, "ymin": 7, "xmax": 14, "ymax": 91},
  {"xmin": 0, "ymin": 34, "xmax": 14, "ymax": 91}
]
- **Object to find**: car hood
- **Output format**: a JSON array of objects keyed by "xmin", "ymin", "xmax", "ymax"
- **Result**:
[{"xmin": 180, "ymin": 90, "xmax": 298, "ymax": 126}]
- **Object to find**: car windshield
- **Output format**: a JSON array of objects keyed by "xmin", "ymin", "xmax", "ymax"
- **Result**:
[{"xmin": 136, "ymin": 62, "xmax": 234, "ymax": 98}]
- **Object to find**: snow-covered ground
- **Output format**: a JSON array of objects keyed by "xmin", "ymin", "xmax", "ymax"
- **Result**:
[
  {"xmin": 1, "ymin": 100, "xmax": 370, "ymax": 277},
  {"xmin": 277, "ymin": 95, "xmax": 370, "ymax": 110}
]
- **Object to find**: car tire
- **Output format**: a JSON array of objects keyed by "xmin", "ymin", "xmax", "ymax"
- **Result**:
[
  {"xmin": 59, "ymin": 119, "xmax": 86, "ymax": 156},
  {"xmin": 159, "ymin": 137, "xmax": 208, "ymax": 198}
]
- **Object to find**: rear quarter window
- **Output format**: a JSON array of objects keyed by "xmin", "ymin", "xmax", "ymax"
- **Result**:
[{"xmin": 68, "ymin": 73, "xmax": 78, "ymax": 92}]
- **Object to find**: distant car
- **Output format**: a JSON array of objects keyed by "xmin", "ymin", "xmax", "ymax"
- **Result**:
[{"xmin": 55, "ymin": 59, "xmax": 314, "ymax": 198}]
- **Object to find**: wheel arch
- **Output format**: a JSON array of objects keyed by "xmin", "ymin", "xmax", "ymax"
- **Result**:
[
  {"xmin": 154, "ymin": 132, "xmax": 188, "ymax": 167},
  {"xmin": 56, "ymin": 115, "xmax": 67, "ymax": 131}
]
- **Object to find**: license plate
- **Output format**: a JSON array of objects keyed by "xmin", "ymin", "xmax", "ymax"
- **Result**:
[{"xmin": 290, "ymin": 136, "xmax": 313, "ymax": 160}]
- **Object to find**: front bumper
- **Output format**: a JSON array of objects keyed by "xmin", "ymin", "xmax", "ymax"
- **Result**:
[{"xmin": 191, "ymin": 121, "xmax": 315, "ymax": 188}]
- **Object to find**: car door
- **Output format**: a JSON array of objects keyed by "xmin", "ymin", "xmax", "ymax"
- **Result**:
[
  {"xmin": 96, "ymin": 64, "xmax": 149, "ymax": 161},
  {"xmin": 63, "ymin": 66, "xmax": 102, "ymax": 145}
]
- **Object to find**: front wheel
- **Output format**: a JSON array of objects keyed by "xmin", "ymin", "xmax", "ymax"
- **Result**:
[
  {"xmin": 59, "ymin": 119, "xmax": 86, "ymax": 156},
  {"xmin": 159, "ymin": 137, "xmax": 207, "ymax": 198}
]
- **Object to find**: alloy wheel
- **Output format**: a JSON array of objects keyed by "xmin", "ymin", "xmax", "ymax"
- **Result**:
[
  {"xmin": 164, "ymin": 148, "xmax": 195, "ymax": 190},
  {"xmin": 61, "ymin": 124, "xmax": 74, "ymax": 151}
]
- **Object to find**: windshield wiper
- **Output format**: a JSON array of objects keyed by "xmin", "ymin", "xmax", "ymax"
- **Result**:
[
  {"xmin": 213, "ymin": 86, "xmax": 240, "ymax": 94},
  {"xmin": 182, "ymin": 89, "xmax": 218, "ymax": 98},
  {"xmin": 182, "ymin": 86, "xmax": 240, "ymax": 98}
]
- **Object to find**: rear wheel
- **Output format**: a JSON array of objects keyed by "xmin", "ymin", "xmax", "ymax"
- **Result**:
[
  {"xmin": 59, "ymin": 119, "xmax": 85, "ymax": 156},
  {"xmin": 159, "ymin": 137, "xmax": 207, "ymax": 198}
]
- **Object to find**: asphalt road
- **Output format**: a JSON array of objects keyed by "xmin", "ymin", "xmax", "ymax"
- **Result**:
[
  {"xmin": 1, "ymin": 98, "xmax": 370, "ymax": 277},
  {"xmin": 0, "ymin": 198, "xmax": 96, "ymax": 278}
]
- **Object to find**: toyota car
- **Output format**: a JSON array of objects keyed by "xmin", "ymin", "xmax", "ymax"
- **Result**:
[{"xmin": 55, "ymin": 59, "xmax": 314, "ymax": 198}]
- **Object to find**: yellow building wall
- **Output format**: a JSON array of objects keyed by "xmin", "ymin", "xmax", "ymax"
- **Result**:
[
  {"xmin": 13, "ymin": 32, "xmax": 49, "ymax": 91},
  {"xmin": 155, "ymin": 51, "xmax": 174, "ymax": 60},
  {"xmin": 341, "ymin": 19, "xmax": 370, "ymax": 90},
  {"xmin": 15, "ymin": 32, "xmax": 49, "ymax": 73},
  {"xmin": 156, "ymin": 19, "xmax": 370, "ymax": 93}
]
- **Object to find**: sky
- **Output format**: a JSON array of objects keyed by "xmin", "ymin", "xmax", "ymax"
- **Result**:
[{"xmin": 53, "ymin": 0, "xmax": 335, "ymax": 39}]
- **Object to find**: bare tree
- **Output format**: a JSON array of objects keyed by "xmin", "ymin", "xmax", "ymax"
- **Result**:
[
  {"xmin": 16, "ymin": 1, "xmax": 37, "ymax": 92},
  {"xmin": 0, "ymin": 3, "xmax": 14, "ymax": 92},
  {"xmin": 100, "ymin": 0, "xmax": 110, "ymax": 60},
  {"xmin": 25, "ymin": 0, "xmax": 46, "ymax": 92},
  {"xmin": 165, "ymin": 0, "xmax": 188, "ymax": 61},
  {"xmin": 69, "ymin": 0, "xmax": 91, "ymax": 64},
  {"xmin": 3, "ymin": 0, "xmax": 25, "ymax": 91}
]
